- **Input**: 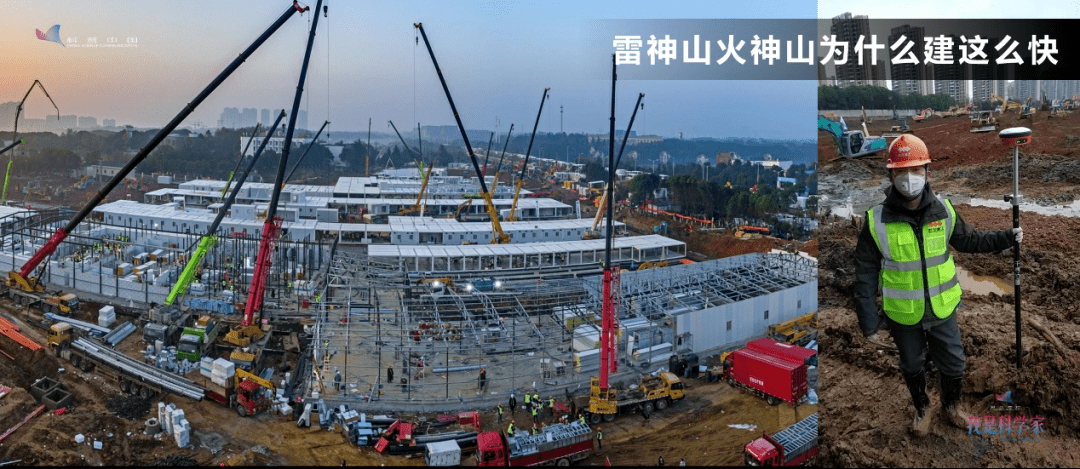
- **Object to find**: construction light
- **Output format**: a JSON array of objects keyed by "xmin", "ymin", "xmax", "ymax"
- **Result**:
[
  {"xmin": 494, "ymin": 280, "xmax": 503, "ymax": 289},
  {"xmin": 466, "ymin": 283, "xmax": 474, "ymax": 292}
]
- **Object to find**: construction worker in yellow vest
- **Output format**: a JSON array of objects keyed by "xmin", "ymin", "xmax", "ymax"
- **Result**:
[
  {"xmin": 854, "ymin": 134, "xmax": 1022, "ymax": 437},
  {"xmin": 507, "ymin": 420, "xmax": 515, "ymax": 435}
]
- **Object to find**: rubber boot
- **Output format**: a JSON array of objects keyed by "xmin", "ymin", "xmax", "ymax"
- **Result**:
[
  {"xmin": 941, "ymin": 375, "xmax": 971, "ymax": 429},
  {"xmin": 903, "ymin": 371, "xmax": 933, "ymax": 437}
]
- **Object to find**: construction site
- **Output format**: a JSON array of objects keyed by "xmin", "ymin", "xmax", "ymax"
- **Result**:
[
  {"xmin": 0, "ymin": 4, "xmax": 820, "ymax": 467},
  {"xmin": 818, "ymin": 91, "xmax": 1080, "ymax": 467}
]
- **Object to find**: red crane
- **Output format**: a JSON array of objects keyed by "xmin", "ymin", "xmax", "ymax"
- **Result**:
[
  {"xmin": 591, "ymin": 55, "xmax": 644, "ymax": 419},
  {"xmin": 241, "ymin": 0, "xmax": 323, "ymax": 328}
]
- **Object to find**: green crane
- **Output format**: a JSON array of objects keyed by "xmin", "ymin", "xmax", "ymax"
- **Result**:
[{"xmin": 164, "ymin": 110, "xmax": 287, "ymax": 306}]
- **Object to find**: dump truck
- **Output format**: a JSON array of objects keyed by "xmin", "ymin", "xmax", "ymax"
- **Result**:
[
  {"xmin": 46, "ymin": 322, "xmax": 205, "ymax": 401},
  {"xmin": 577, "ymin": 371, "xmax": 686, "ymax": 424},
  {"xmin": 743, "ymin": 412, "xmax": 818, "ymax": 466},
  {"xmin": 176, "ymin": 316, "xmax": 220, "ymax": 362},
  {"xmin": 723, "ymin": 347, "xmax": 808, "ymax": 406},
  {"xmin": 476, "ymin": 421, "xmax": 593, "ymax": 466}
]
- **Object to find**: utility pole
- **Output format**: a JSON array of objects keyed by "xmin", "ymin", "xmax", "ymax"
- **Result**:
[{"xmin": 560, "ymin": 105, "xmax": 563, "ymax": 134}]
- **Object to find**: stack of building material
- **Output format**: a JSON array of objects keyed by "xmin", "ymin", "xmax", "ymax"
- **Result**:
[
  {"xmin": 171, "ymin": 408, "xmax": 190, "ymax": 447},
  {"xmin": 98, "ymin": 306, "xmax": 116, "ymax": 328},
  {"xmin": 212, "ymin": 358, "xmax": 235, "ymax": 388},
  {"xmin": 199, "ymin": 357, "xmax": 213, "ymax": 378}
]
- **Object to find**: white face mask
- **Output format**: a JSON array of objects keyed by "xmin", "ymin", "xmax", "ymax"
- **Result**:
[{"xmin": 894, "ymin": 172, "xmax": 925, "ymax": 199}]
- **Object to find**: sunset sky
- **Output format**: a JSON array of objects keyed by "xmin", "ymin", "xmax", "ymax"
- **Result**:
[{"xmin": 1, "ymin": 1, "xmax": 816, "ymax": 139}]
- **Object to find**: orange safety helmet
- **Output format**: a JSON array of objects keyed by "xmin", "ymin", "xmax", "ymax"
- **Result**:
[{"xmin": 886, "ymin": 134, "xmax": 931, "ymax": 169}]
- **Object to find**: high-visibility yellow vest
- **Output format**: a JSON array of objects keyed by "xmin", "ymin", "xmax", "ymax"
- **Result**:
[{"xmin": 867, "ymin": 197, "xmax": 961, "ymax": 325}]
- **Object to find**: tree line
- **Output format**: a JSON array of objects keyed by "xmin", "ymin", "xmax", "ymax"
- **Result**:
[{"xmin": 818, "ymin": 85, "xmax": 957, "ymax": 111}]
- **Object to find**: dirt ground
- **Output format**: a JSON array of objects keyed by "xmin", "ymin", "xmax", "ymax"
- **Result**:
[
  {"xmin": 1, "ymin": 304, "xmax": 808, "ymax": 466},
  {"xmin": 818, "ymin": 108, "xmax": 1080, "ymax": 466}
]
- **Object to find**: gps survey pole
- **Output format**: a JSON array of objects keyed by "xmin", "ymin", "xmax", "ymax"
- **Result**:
[{"xmin": 1000, "ymin": 126, "xmax": 1031, "ymax": 369}]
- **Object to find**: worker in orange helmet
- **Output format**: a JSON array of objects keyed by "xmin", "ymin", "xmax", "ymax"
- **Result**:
[{"xmin": 853, "ymin": 134, "xmax": 1022, "ymax": 437}]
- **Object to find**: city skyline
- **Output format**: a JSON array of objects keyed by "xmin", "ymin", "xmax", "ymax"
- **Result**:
[{"xmin": 1, "ymin": 1, "xmax": 816, "ymax": 141}]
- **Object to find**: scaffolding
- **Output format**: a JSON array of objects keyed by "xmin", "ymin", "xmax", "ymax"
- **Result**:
[
  {"xmin": 309, "ymin": 250, "xmax": 817, "ymax": 413},
  {"xmin": 0, "ymin": 208, "xmax": 330, "ymax": 309}
]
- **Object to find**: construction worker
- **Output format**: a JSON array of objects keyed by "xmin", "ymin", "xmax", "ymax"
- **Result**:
[
  {"xmin": 479, "ymin": 368, "xmax": 487, "ymax": 392},
  {"xmin": 595, "ymin": 427, "xmax": 602, "ymax": 450},
  {"xmin": 530, "ymin": 404, "xmax": 539, "ymax": 424},
  {"xmin": 509, "ymin": 393, "xmax": 517, "ymax": 416},
  {"xmin": 548, "ymin": 396, "xmax": 555, "ymax": 416},
  {"xmin": 524, "ymin": 392, "xmax": 531, "ymax": 408},
  {"xmin": 387, "ymin": 365, "xmax": 394, "ymax": 384},
  {"xmin": 578, "ymin": 413, "xmax": 585, "ymax": 425},
  {"xmin": 507, "ymin": 420, "xmax": 515, "ymax": 435},
  {"xmin": 854, "ymin": 134, "xmax": 1023, "ymax": 437},
  {"xmin": 497, "ymin": 403, "xmax": 504, "ymax": 423},
  {"xmin": 334, "ymin": 369, "xmax": 342, "ymax": 392},
  {"xmin": 531, "ymin": 423, "xmax": 539, "ymax": 435}
]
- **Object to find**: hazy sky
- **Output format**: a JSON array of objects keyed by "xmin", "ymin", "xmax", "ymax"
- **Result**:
[{"xmin": 1, "ymin": 0, "xmax": 816, "ymax": 140}]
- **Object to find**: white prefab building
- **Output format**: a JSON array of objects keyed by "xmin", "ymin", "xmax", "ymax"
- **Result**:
[
  {"xmin": 368, "ymin": 235, "xmax": 685, "ymax": 276},
  {"xmin": 142, "ymin": 176, "xmax": 567, "ymax": 220},
  {"xmin": 584, "ymin": 252, "xmax": 817, "ymax": 357},
  {"xmin": 91, "ymin": 202, "xmax": 626, "ymax": 248}
]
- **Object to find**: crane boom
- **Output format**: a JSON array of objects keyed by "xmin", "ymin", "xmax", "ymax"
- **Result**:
[
  {"xmin": 8, "ymin": 2, "xmax": 308, "ymax": 293},
  {"xmin": 166, "ymin": 110, "xmax": 286, "ymax": 305},
  {"xmin": 413, "ymin": 22, "xmax": 509, "ymax": 244},
  {"xmin": 5, "ymin": 80, "xmax": 59, "ymax": 204},
  {"xmin": 388, "ymin": 120, "xmax": 420, "ymax": 157},
  {"xmin": 243, "ymin": 0, "xmax": 323, "ymax": 327},
  {"xmin": 222, "ymin": 123, "xmax": 263, "ymax": 199},
  {"xmin": 284, "ymin": 119, "xmax": 330, "ymax": 184},
  {"xmin": 600, "ymin": 54, "xmax": 617, "ymax": 391},
  {"xmin": 482, "ymin": 131, "xmax": 494, "ymax": 176},
  {"xmin": 507, "ymin": 88, "xmax": 549, "ymax": 222},
  {"xmin": 491, "ymin": 124, "xmax": 514, "ymax": 193},
  {"xmin": 0, "ymin": 140, "xmax": 24, "ymax": 158},
  {"xmin": 589, "ymin": 93, "xmax": 644, "ymax": 234}
]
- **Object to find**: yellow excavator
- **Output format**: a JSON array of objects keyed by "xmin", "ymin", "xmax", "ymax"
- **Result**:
[{"xmin": 1020, "ymin": 97, "xmax": 1035, "ymax": 119}]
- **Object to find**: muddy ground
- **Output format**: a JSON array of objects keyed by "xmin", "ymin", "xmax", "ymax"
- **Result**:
[{"xmin": 818, "ymin": 108, "xmax": 1080, "ymax": 466}]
